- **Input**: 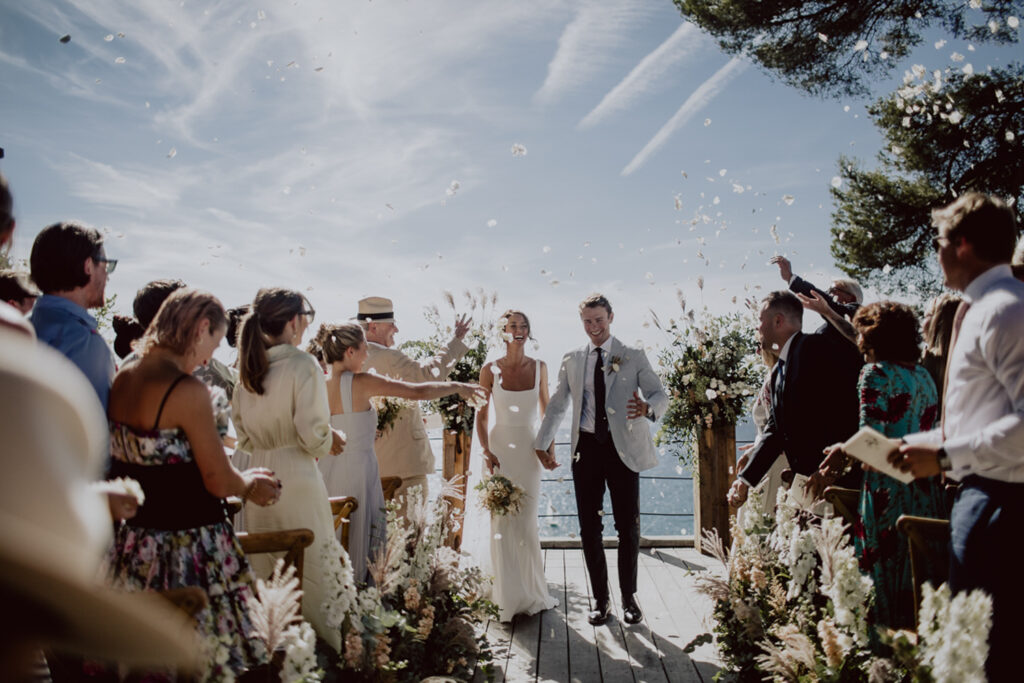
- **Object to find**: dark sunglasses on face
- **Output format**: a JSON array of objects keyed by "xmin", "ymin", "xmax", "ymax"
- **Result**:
[{"xmin": 93, "ymin": 257, "xmax": 117, "ymax": 274}]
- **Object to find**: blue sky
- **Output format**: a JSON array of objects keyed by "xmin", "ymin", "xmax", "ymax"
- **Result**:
[{"xmin": 1, "ymin": 1, "xmax": 1018, "ymax": 372}]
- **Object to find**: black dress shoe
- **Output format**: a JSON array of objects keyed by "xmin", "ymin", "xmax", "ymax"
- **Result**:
[
  {"xmin": 622, "ymin": 596, "xmax": 643, "ymax": 625},
  {"xmin": 587, "ymin": 599, "xmax": 611, "ymax": 625}
]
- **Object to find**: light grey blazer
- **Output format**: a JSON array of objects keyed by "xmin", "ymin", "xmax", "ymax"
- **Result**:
[{"xmin": 533, "ymin": 336, "xmax": 668, "ymax": 473}]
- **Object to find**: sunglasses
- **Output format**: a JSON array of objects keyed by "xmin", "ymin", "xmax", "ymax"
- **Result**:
[
  {"xmin": 301, "ymin": 308, "xmax": 316, "ymax": 323},
  {"xmin": 93, "ymin": 257, "xmax": 117, "ymax": 274}
]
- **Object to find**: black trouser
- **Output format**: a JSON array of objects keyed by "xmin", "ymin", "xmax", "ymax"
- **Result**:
[{"xmin": 572, "ymin": 432, "xmax": 640, "ymax": 603}]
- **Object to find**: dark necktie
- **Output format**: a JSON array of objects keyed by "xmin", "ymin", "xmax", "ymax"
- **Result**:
[
  {"xmin": 771, "ymin": 358, "xmax": 786, "ymax": 430},
  {"xmin": 594, "ymin": 348, "xmax": 610, "ymax": 443}
]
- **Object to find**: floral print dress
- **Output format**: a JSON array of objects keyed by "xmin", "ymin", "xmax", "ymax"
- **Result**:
[
  {"xmin": 852, "ymin": 361, "xmax": 946, "ymax": 632},
  {"xmin": 107, "ymin": 386, "xmax": 267, "ymax": 680}
]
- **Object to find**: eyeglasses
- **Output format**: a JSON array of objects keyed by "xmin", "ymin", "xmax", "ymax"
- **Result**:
[
  {"xmin": 93, "ymin": 257, "xmax": 117, "ymax": 274},
  {"xmin": 301, "ymin": 308, "xmax": 316, "ymax": 323},
  {"xmin": 931, "ymin": 236, "xmax": 951, "ymax": 251}
]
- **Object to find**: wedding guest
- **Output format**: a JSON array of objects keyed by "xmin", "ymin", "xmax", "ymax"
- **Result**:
[
  {"xmin": 0, "ymin": 323, "xmax": 197, "ymax": 680},
  {"xmin": 29, "ymin": 222, "xmax": 117, "ymax": 410},
  {"xmin": 233, "ymin": 288, "xmax": 345, "ymax": 651},
  {"xmin": 106, "ymin": 288, "xmax": 280, "ymax": 678},
  {"xmin": 0, "ymin": 270, "xmax": 39, "ymax": 314},
  {"xmin": 892, "ymin": 193, "xmax": 1024, "ymax": 681},
  {"xmin": 818, "ymin": 302, "xmax": 945, "ymax": 631},
  {"xmin": 734, "ymin": 342, "xmax": 786, "ymax": 521},
  {"xmin": 357, "ymin": 296, "xmax": 469, "ymax": 515},
  {"xmin": 728, "ymin": 291, "xmax": 862, "ymax": 509},
  {"xmin": 919, "ymin": 292, "xmax": 962, "ymax": 416},
  {"xmin": 195, "ymin": 303, "xmax": 250, "ymax": 400},
  {"xmin": 0, "ymin": 174, "xmax": 35, "ymax": 338},
  {"xmin": 314, "ymin": 322, "xmax": 485, "ymax": 583},
  {"xmin": 112, "ymin": 278, "xmax": 186, "ymax": 360},
  {"xmin": 772, "ymin": 255, "xmax": 863, "ymax": 337}
]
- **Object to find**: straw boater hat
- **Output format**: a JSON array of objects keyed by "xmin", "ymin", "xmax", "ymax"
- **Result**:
[
  {"xmin": 356, "ymin": 296, "xmax": 395, "ymax": 324},
  {"xmin": 0, "ymin": 327, "xmax": 197, "ymax": 668}
]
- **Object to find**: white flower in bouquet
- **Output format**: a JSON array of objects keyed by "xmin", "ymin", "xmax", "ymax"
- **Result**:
[
  {"xmin": 475, "ymin": 473, "xmax": 526, "ymax": 516},
  {"xmin": 813, "ymin": 517, "xmax": 872, "ymax": 648},
  {"xmin": 319, "ymin": 536, "xmax": 357, "ymax": 629}
]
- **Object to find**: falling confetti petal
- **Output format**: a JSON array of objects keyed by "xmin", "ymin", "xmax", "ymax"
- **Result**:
[
  {"xmin": 166, "ymin": 148, "xmax": 177, "ymax": 159},
  {"xmin": 446, "ymin": 180, "xmax": 460, "ymax": 197},
  {"xmin": 59, "ymin": 34, "xmax": 71, "ymax": 43},
  {"xmin": 782, "ymin": 194, "xmax": 795, "ymax": 206},
  {"xmin": 487, "ymin": 219, "xmax": 497, "ymax": 227},
  {"xmin": 831, "ymin": 176, "xmax": 842, "ymax": 189},
  {"xmin": 703, "ymin": 119, "xmax": 711, "ymax": 127},
  {"xmin": 114, "ymin": 56, "xmax": 126, "ymax": 64},
  {"xmin": 511, "ymin": 143, "xmax": 527, "ymax": 157},
  {"xmin": 853, "ymin": 39, "xmax": 868, "ymax": 52}
]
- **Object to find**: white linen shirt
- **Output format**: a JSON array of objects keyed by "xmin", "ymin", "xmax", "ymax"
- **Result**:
[
  {"xmin": 905, "ymin": 264, "xmax": 1024, "ymax": 482},
  {"xmin": 580, "ymin": 337, "xmax": 614, "ymax": 434}
]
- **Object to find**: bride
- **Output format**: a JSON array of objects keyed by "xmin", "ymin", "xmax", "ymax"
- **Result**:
[{"xmin": 474, "ymin": 310, "xmax": 559, "ymax": 622}]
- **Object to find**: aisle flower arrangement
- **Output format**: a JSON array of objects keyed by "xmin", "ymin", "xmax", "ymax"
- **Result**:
[
  {"xmin": 694, "ymin": 486, "xmax": 991, "ymax": 682},
  {"xmin": 322, "ymin": 481, "xmax": 497, "ymax": 681},
  {"xmin": 371, "ymin": 396, "xmax": 412, "ymax": 437},
  {"xmin": 655, "ymin": 301, "xmax": 762, "ymax": 466}
]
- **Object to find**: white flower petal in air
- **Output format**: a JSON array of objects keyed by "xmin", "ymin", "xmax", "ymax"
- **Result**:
[
  {"xmin": 705, "ymin": 389, "xmax": 718, "ymax": 400},
  {"xmin": 114, "ymin": 56, "xmax": 126, "ymax": 64},
  {"xmin": 1008, "ymin": 16, "xmax": 1020, "ymax": 28},
  {"xmin": 104, "ymin": 34, "xmax": 114, "ymax": 41},
  {"xmin": 935, "ymin": 39, "xmax": 947, "ymax": 49},
  {"xmin": 703, "ymin": 119, "xmax": 711, "ymax": 127},
  {"xmin": 963, "ymin": 63, "xmax": 974, "ymax": 76},
  {"xmin": 732, "ymin": 184, "xmax": 745, "ymax": 193},
  {"xmin": 782, "ymin": 194, "xmax": 795, "ymax": 206},
  {"xmin": 446, "ymin": 180, "xmax": 460, "ymax": 197},
  {"xmin": 948, "ymin": 110, "xmax": 964, "ymax": 124},
  {"xmin": 511, "ymin": 143, "xmax": 527, "ymax": 157},
  {"xmin": 853, "ymin": 40, "xmax": 868, "ymax": 52},
  {"xmin": 969, "ymin": 0, "xmax": 982, "ymax": 8},
  {"xmin": 718, "ymin": 169, "xmax": 727, "ymax": 177},
  {"xmin": 831, "ymin": 176, "xmax": 843, "ymax": 189},
  {"xmin": 430, "ymin": 367, "xmax": 441, "ymax": 378},
  {"xmin": 167, "ymin": 148, "xmax": 177, "ymax": 159},
  {"xmin": 487, "ymin": 219, "xmax": 497, "ymax": 228},
  {"xmin": 951, "ymin": 52, "xmax": 965, "ymax": 63},
  {"xmin": 882, "ymin": 264, "xmax": 893, "ymax": 274},
  {"xmin": 817, "ymin": 33, "xmax": 829, "ymax": 43},
  {"xmin": 542, "ymin": 245, "xmax": 551, "ymax": 254}
]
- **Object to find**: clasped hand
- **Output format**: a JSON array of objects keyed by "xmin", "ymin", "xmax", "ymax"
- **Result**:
[
  {"xmin": 626, "ymin": 390, "xmax": 649, "ymax": 419},
  {"xmin": 534, "ymin": 448, "xmax": 558, "ymax": 471}
]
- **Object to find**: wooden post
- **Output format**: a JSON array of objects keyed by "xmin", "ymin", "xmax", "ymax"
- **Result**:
[
  {"xmin": 694, "ymin": 421, "xmax": 736, "ymax": 552},
  {"xmin": 442, "ymin": 429, "xmax": 472, "ymax": 550}
]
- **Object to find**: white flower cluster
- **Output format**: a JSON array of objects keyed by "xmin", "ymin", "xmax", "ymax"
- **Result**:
[
  {"xmin": 812, "ymin": 517, "xmax": 872, "ymax": 649},
  {"xmin": 917, "ymin": 583, "xmax": 992, "ymax": 683},
  {"xmin": 770, "ymin": 488, "xmax": 817, "ymax": 599},
  {"xmin": 279, "ymin": 621, "xmax": 321, "ymax": 683},
  {"xmin": 320, "ymin": 536, "xmax": 358, "ymax": 630}
]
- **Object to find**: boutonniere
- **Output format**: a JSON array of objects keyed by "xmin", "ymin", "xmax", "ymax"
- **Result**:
[{"xmin": 608, "ymin": 355, "xmax": 623, "ymax": 373}]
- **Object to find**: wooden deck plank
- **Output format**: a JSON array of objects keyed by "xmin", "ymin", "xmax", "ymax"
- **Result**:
[
  {"xmin": 562, "ymin": 546, "xmax": 604, "ymax": 682},
  {"xmin": 637, "ymin": 549, "xmax": 705, "ymax": 683},
  {"xmin": 647, "ymin": 548, "xmax": 725, "ymax": 681},
  {"xmin": 604, "ymin": 548, "xmax": 668, "ymax": 683},
  {"xmin": 506, "ymin": 611, "xmax": 541, "ymax": 681},
  {"xmin": 576, "ymin": 548, "xmax": 634, "ymax": 682},
  {"xmin": 537, "ymin": 549, "xmax": 570, "ymax": 683}
]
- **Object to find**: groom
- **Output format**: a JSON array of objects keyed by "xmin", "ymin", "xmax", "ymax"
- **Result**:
[{"xmin": 534, "ymin": 294, "xmax": 669, "ymax": 625}]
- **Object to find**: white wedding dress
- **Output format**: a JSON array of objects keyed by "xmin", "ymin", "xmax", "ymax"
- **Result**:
[{"xmin": 481, "ymin": 361, "xmax": 558, "ymax": 622}]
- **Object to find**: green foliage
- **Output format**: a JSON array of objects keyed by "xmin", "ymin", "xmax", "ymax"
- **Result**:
[
  {"xmin": 655, "ymin": 303, "xmax": 762, "ymax": 469},
  {"xmin": 831, "ymin": 65, "xmax": 1024, "ymax": 296},
  {"xmin": 399, "ymin": 289, "xmax": 501, "ymax": 434},
  {"xmin": 673, "ymin": 0, "xmax": 1023, "ymax": 98}
]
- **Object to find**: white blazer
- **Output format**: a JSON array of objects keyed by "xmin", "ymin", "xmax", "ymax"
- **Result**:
[{"xmin": 533, "ymin": 336, "xmax": 668, "ymax": 473}]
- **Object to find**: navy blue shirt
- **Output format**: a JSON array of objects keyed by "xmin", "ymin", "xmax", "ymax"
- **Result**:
[{"xmin": 30, "ymin": 294, "xmax": 116, "ymax": 411}]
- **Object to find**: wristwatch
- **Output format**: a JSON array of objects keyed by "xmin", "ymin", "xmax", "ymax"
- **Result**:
[{"xmin": 937, "ymin": 447, "xmax": 952, "ymax": 472}]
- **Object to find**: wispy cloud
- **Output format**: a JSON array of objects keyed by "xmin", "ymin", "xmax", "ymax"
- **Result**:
[
  {"xmin": 621, "ymin": 56, "xmax": 746, "ymax": 176},
  {"xmin": 579, "ymin": 22, "xmax": 703, "ymax": 129},
  {"xmin": 56, "ymin": 153, "xmax": 194, "ymax": 212},
  {"xmin": 534, "ymin": 0, "xmax": 651, "ymax": 106}
]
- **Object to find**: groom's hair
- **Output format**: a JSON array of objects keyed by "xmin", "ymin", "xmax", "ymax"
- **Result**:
[{"xmin": 578, "ymin": 293, "xmax": 612, "ymax": 316}]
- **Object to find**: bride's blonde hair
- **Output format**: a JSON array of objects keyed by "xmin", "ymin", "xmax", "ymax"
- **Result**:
[{"xmin": 315, "ymin": 322, "xmax": 365, "ymax": 363}]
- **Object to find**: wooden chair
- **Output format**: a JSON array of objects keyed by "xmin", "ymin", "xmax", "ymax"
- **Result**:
[
  {"xmin": 896, "ymin": 514, "xmax": 951, "ymax": 628},
  {"xmin": 329, "ymin": 496, "xmax": 359, "ymax": 553},
  {"xmin": 236, "ymin": 528, "xmax": 315, "ymax": 588},
  {"xmin": 823, "ymin": 486, "xmax": 860, "ymax": 530},
  {"xmin": 381, "ymin": 476, "xmax": 402, "ymax": 502}
]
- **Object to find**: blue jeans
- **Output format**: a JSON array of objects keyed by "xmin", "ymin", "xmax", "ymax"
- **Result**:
[{"xmin": 950, "ymin": 476, "xmax": 1024, "ymax": 682}]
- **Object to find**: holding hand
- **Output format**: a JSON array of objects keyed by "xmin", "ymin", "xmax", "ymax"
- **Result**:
[
  {"xmin": 455, "ymin": 382, "xmax": 489, "ymax": 405},
  {"xmin": 727, "ymin": 479, "xmax": 748, "ymax": 508},
  {"xmin": 771, "ymin": 255, "xmax": 793, "ymax": 282},
  {"xmin": 626, "ymin": 390, "xmax": 649, "ymax": 419},
  {"xmin": 243, "ymin": 469, "xmax": 282, "ymax": 507},
  {"xmin": 888, "ymin": 444, "xmax": 941, "ymax": 478},
  {"xmin": 535, "ymin": 448, "xmax": 558, "ymax": 470},
  {"xmin": 329, "ymin": 428, "xmax": 346, "ymax": 455},
  {"xmin": 483, "ymin": 449, "xmax": 501, "ymax": 474}
]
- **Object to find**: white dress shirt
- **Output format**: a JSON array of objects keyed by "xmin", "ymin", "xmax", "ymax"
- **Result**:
[
  {"xmin": 580, "ymin": 337, "xmax": 614, "ymax": 434},
  {"xmin": 905, "ymin": 264, "xmax": 1024, "ymax": 482}
]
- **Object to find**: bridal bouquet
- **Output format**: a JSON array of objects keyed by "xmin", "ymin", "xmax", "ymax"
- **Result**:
[{"xmin": 475, "ymin": 474, "xmax": 526, "ymax": 517}]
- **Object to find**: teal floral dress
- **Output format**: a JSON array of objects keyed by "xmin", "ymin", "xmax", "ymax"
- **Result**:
[
  {"xmin": 852, "ymin": 362, "xmax": 946, "ymax": 632},
  {"xmin": 107, "ymin": 388, "xmax": 267, "ymax": 680}
]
